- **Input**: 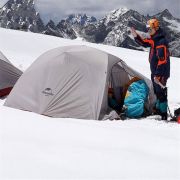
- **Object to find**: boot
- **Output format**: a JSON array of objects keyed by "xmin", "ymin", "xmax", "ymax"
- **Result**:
[{"xmin": 161, "ymin": 112, "xmax": 167, "ymax": 120}]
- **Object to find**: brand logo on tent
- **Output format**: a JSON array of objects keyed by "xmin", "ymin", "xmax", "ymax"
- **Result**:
[{"xmin": 42, "ymin": 88, "xmax": 54, "ymax": 96}]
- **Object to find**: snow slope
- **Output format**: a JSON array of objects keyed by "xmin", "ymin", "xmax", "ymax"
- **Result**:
[{"xmin": 0, "ymin": 28, "xmax": 180, "ymax": 179}]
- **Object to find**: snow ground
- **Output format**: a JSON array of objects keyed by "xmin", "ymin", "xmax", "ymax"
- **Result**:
[{"xmin": 0, "ymin": 28, "xmax": 180, "ymax": 179}]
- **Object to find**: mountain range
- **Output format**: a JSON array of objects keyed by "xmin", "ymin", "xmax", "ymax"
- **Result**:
[{"xmin": 0, "ymin": 0, "xmax": 180, "ymax": 57}]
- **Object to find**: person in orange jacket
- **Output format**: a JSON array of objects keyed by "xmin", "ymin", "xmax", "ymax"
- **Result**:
[{"xmin": 131, "ymin": 18, "xmax": 170, "ymax": 120}]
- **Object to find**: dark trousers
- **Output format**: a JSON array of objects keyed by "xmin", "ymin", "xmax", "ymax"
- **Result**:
[{"xmin": 151, "ymin": 75, "xmax": 168, "ymax": 115}]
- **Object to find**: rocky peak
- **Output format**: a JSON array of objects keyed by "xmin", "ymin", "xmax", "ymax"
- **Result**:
[
  {"xmin": 102, "ymin": 7, "xmax": 129, "ymax": 25},
  {"xmin": 153, "ymin": 9, "xmax": 174, "ymax": 20},
  {"xmin": 0, "ymin": 0, "xmax": 44, "ymax": 32},
  {"xmin": 46, "ymin": 20, "xmax": 56, "ymax": 29},
  {"xmin": 64, "ymin": 13, "xmax": 97, "ymax": 26}
]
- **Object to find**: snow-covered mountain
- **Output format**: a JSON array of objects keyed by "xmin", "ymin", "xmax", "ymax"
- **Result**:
[
  {"xmin": 95, "ymin": 8, "xmax": 147, "ymax": 49},
  {"xmin": 0, "ymin": 1, "xmax": 180, "ymax": 57},
  {"xmin": 65, "ymin": 14, "xmax": 97, "ymax": 26},
  {"xmin": 81, "ymin": 8, "xmax": 180, "ymax": 57},
  {"xmin": 0, "ymin": 0, "xmax": 44, "ymax": 32},
  {"xmin": 44, "ymin": 14, "xmax": 97, "ymax": 39}
]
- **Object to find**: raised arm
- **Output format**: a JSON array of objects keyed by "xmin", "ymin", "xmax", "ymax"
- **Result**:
[{"xmin": 131, "ymin": 27, "xmax": 152, "ymax": 48}]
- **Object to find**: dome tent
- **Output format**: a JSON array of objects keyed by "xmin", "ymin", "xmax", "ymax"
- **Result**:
[
  {"xmin": 0, "ymin": 50, "xmax": 22, "ymax": 97},
  {"xmin": 5, "ymin": 45, "xmax": 155, "ymax": 120}
]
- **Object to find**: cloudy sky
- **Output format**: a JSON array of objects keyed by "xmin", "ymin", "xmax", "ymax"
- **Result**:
[{"xmin": 0, "ymin": 0, "xmax": 180, "ymax": 23}]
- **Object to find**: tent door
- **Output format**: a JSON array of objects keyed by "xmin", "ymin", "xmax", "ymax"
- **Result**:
[{"xmin": 109, "ymin": 63, "xmax": 132, "ymax": 110}]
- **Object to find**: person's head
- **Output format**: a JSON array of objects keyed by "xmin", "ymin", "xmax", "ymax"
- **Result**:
[{"xmin": 146, "ymin": 18, "xmax": 160, "ymax": 36}]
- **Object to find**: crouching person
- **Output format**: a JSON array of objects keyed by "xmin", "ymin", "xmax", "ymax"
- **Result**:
[{"xmin": 123, "ymin": 80, "xmax": 149, "ymax": 118}]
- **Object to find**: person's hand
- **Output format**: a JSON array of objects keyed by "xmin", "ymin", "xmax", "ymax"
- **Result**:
[
  {"xmin": 154, "ymin": 76, "xmax": 166, "ymax": 84},
  {"xmin": 130, "ymin": 27, "xmax": 138, "ymax": 38},
  {"xmin": 154, "ymin": 76, "xmax": 166, "ymax": 89},
  {"xmin": 154, "ymin": 76, "xmax": 161, "ymax": 84}
]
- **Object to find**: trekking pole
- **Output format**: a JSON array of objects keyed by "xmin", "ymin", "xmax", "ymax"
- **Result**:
[
  {"xmin": 154, "ymin": 78, "xmax": 173, "ymax": 119},
  {"xmin": 167, "ymin": 105, "xmax": 173, "ymax": 119}
]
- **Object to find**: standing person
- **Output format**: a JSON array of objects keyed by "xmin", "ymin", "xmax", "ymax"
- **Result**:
[{"xmin": 131, "ymin": 18, "xmax": 170, "ymax": 120}]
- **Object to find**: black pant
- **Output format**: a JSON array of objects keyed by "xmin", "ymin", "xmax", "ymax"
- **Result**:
[{"xmin": 151, "ymin": 75, "xmax": 168, "ymax": 115}]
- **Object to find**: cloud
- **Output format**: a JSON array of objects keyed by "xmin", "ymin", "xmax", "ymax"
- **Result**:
[
  {"xmin": 0, "ymin": 0, "xmax": 8, "ymax": 7},
  {"xmin": 1, "ymin": 0, "xmax": 180, "ymax": 23},
  {"xmin": 35, "ymin": 0, "xmax": 180, "ymax": 23}
]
